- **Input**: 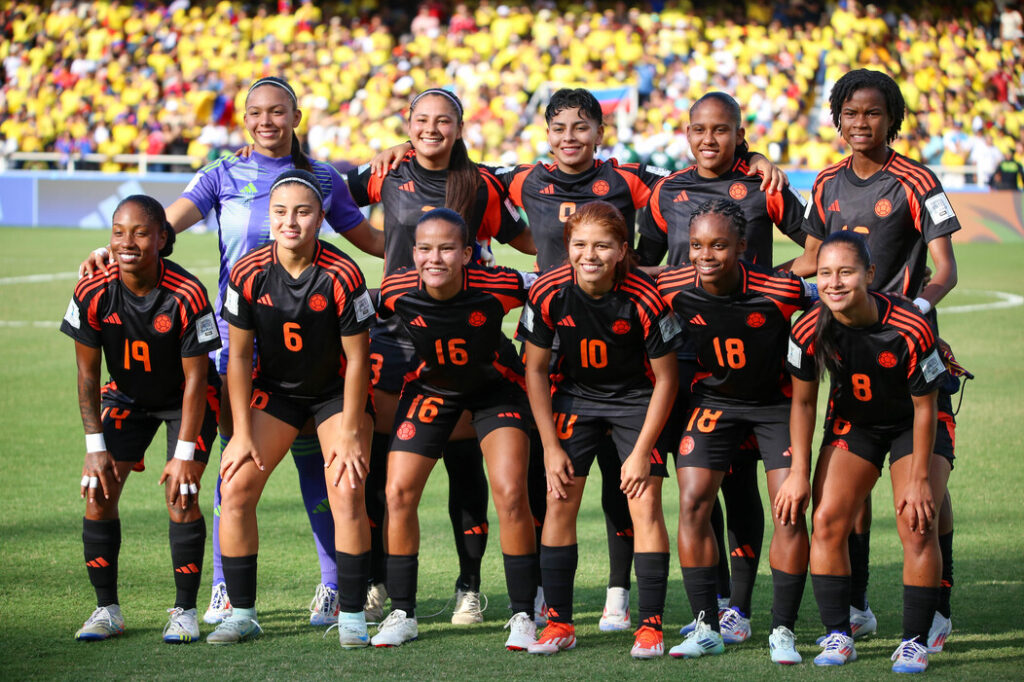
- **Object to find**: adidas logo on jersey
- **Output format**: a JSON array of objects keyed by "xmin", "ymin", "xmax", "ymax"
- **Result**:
[
  {"xmin": 242, "ymin": 182, "xmax": 257, "ymax": 195},
  {"xmin": 103, "ymin": 313, "xmax": 122, "ymax": 325},
  {"xmin": 827, "ymin": 199, "xmax": 840, "ymax": 212},
  {"xmin": 410, "ymin": 315, "xmax": 428, "ymax": 327},
  {"xmin": 399, "ymin": 181, "xmax": 416, "ymax": 192},
  {"xmin": 540, "ymin": 184, "xmax": 555, "ymax": 195},
  {"xmin": 557, "ymin": 315, "xmax": 576, "ymax": 327},
  {"xmin": 257, "ymin": 294, "xmax": 274, "ymax": 307},
  {"xmin": 689, "ymin": 314, "xmax": 708, "ymax": 326},
  {"xmin": 673, "ymin": 190, "xmax": 689, "ymax": 202}
]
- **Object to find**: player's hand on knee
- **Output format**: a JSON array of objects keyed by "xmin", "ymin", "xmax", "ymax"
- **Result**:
[
  {"xmin": 327, "ymin": 432, "xmax": 367, "ymax": 489},
  {"xmin": 160, "ymin": 459, "xmax": 202, "ymax": 510},
  {"xmin": 220, "ymin": 436, "xmax": 263, "ymax": 483},
  {"xmin": 544, "ymin": 446, "xmax": 574, "ymax": 500},
  {"xmin": 773, "ymin": 471, "xmax": 810, "ymax": 526},
  {"xmin": 896, "ymin": 477, "xmax": 935, "ymax": 535},
  {"xmin": 81, "ymin": 451, "xmax": 119, "ymax": 502}
]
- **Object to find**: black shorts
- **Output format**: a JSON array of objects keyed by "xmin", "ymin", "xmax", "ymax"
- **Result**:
[
  {"xmin": 390, "ymin": 379, "xmax": 530, "ymax": 457},
  {"xmin": 369, "ymin": 324, "xmax": 419, "ymax": 394},
  {"xmin": 100, "ymin": 381, "xmax": 220, "ymax": 469},
  {"xmin": 660, "ymin": 359, "xmax": 700, "ymax": 461},
  {"xmin": 550, "ymin": 396, "xmax": 670, "ymax": 478},
  {"xmin": 935, "ymin": 391, "xmax": 956, "ymax": 462},
  {"xmin": 676, "ymin": 400, "xmax": 792, "ymax": 472},
  {"xmin": 823, "ymin": 405, "xmax": 954, "ymax": 472},
  {"xmin": 250, "ymin": 386, "xmax": 373, "ymax": 430}
]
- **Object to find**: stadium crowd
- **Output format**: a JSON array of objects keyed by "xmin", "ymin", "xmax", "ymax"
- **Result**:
[{"xmin": 1, "ymin": 1, "xmax": 1022, "ymax": 178}]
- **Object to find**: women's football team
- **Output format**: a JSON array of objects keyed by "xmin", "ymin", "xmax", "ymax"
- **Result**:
[{"xmin": 69, "ymin": 69, "xmax": 964, "ymax": 673}]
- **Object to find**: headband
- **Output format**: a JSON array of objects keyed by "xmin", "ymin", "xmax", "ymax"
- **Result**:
[
  {"xmin": 410, "ymin": 88, "xmax": 463, "ymax": 119},
  {"xmin": 247, "ymin": 77, "xmax": 298, "ymax": 107},
  {"xmin": 271, "ymin": 176, "xmax": 324, "ymax": 204}
]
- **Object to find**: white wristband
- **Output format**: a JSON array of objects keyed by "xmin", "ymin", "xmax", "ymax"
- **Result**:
[
  {"xmin": 173, "ymin": 440, "xmax": 196, "ymax": 461},
  {"xmin": 913, "ymin": 297, "xmax": 932, "ymax": 315},
  {"xmin": 85, "ymin": 432, "xmax": 106, "ymax": 453}
]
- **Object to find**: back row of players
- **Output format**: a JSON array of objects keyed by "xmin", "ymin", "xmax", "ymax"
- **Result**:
[{"xmin": 68, "ymin": 69, "xmax": 965, "ymax": 673}]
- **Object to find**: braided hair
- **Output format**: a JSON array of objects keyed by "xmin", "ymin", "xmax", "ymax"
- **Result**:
[
  {"xmin": 829, "ymin": 69, "xmax": 905, "ymax": 144},
  {"xmin": 688, "ymin": 198, "xmax": 747, "ymax": 241}
]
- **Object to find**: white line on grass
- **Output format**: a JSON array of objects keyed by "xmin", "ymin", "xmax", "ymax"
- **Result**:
[
  {"xmin": 0, "ymin": 265, "xmax": 219, "ymax": 285},
  {"xmin": 940, "ymin": 290, "xmax": 1024, "ymax": 314}
]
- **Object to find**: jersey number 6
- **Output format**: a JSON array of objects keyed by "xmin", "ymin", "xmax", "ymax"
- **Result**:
[{"xmin": 283, "ymin": 322, "xmax": 303, "ymax": 352}]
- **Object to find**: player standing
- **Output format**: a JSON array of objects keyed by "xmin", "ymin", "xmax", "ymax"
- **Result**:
[
  {"xmin": 657, "ymin": 199, "xmax": 813, "ymax": 664},
  {"xmin": 64, "ymin": 195, "xmax": 221, "ymax": 643},
  {"xmin": 798, "ymin": 69, "xmax": 960, "ymax": 651},
  {"xmin": 788, "ymin": 231, "xmax": 948, "ymax": 673},
  {"xmin": 78, "ymin": 76, "xmax": 381, "ymax": 627},
  {"xmin": 207, "ymin": 170, "xmax": 376, "ymax": 647},
  {"xmin": 368, "ymin": 208, "xmax": 538, "ymax": 650},
  {"xmin": 520, "ymin": 201, "xmax": 680, "ymax": 659}
]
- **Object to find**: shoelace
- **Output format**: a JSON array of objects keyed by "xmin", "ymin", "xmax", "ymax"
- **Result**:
[
  {"xmin": 634, "ymin": 626, "xmax": 661, "ymax": 647},
  {"xmin": 455, "ymin": 591, "xmax": 481, "ymax": 613},
  {"xmin": 504, "ymin": 613, "xmax": 532, "ymax": 632},
  {"xmin": 891, "ymin": 636, "xmax": 926, "ymax": 662},
  {"xmin": 216, "ymin": 616, "xmax": 262, "ymax": 637},
  {"xmin": 820, "ymin": 632, "xmax": 849, "ymax": 653},
  {"xmin": 210, "ymin": 584, "xmax": 230, "ymax": 610},
  {"xmin": 309, "ymin": 585, "xmax": 338, "ymax": 615},
  {"xmin": 537, "ymin": 622, "xmax": 573, "ymax": 643},
  {"xmin": 719, "ymin": 608, "xmax": 741, "ymax": 629},
  {"xmin": 688, "ymin": 611, "xmax": 712, "ymax": 640},
  {"xmin": 773, "ymin": 627, "xmax": 796, "ymax": 648},
  {"xmin": 85, "ymin": 606, "xmax": 117, "ymax": 628},
  {"xmin": 164, "ymin": 608, "xmax": 196, "ymax": 635},
  {"xmin": 378, "ymin": 610, "xmax": 408, "ymax": 630}
]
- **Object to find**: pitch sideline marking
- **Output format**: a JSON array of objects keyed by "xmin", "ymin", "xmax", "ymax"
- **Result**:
[{"xmin": 0, "ymin": 265, "xmax": 219, "ymax": 286}]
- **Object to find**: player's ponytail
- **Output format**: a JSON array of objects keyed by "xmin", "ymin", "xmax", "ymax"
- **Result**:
[
  {"xmin": 811, "ymin": 231, "xmax": 873, "ymax": 378},
  {"xmin": 113, "ymin": 194, "xmax": 176, "ymax": 258},
  {"xmin": 290, "ymin": 131, "xmax": 313, "ymax": 173}
]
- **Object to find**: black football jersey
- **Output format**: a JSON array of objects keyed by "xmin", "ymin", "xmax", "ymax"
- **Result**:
[
  {"xmin": 347, "ymin": 150, "xmax": 525, "ymax": 276},
  {"xmin": 658, "ymin": 262, "xmax": 811, "ymax": 406},
  {"xmin": 223, "ymin": 240, "xmax": 375, "ymax": 398},
  {"xmin": 788, "ymin": 292, "xmax": 947, "ymax": 428},
  {"xmin": 493, "ymin": 159, "xmax": 670, "ymax": 271},
  {"xmin": 377, "ymin": 263, "xmax": 527, "ymax": 397},
  {"xmin": 61, "ymin": 259, "xmax": 221, "ymax": 411},
  {"xmin": 804, "ymin": 150, "xmax": 961, "ymax": 296},
  {"xmin": 518, "ymin": 265, "xmax": 682, "ymax": 415},
  {"xmin": 638, "ymin": 156, "xmax": 808, "ymax": 267}
]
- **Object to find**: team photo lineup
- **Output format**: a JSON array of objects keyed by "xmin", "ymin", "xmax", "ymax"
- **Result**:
[{"xmin": 5, "ymin": 0, "xmax": 1021, "ymax": 677}]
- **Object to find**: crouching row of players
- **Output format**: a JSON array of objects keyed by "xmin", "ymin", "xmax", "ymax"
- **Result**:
[{"xmin": 64, "ymin": 173, "xmax": 951, "ymax": 672}]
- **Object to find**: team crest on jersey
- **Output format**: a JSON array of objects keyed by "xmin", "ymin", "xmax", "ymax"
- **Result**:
[
  {"xmin": 153, "ymin": 314, "xmax": 173, "ymax": 334},
  {"xmin": 396, "ymin": 420, "xmax": 417, "ymax": 441},
  {"xmin": 874, "ymin": 198, "xmax": 892, "ymax": 217},
  {"xmin": 468, "ymin": 311, "xmax": 487, "ymax": 327},
  {"xmin": 746, "ymin": 312, "xmax": 766, "ymax": 328},
  {"xmin": 877, "ymin": 350, "xmax": 898, "ymax": 368},
  {"xmin": 679, "ymin": 436, "xmax": 695, "ymax": 456},
  {"xmin": 729, "ymin": 183, "xmax": 747, "ymax": 200},
  {"xmin": 309, "ymin": 294, "xmax": 328, "ymax": 312},
  {"xmin": 611, "ymin": 319, "xmax": 631, "ymax": 334},
  {"xmin": 592, "ymin": 180, "xmax": 610, "ymax": 196}
]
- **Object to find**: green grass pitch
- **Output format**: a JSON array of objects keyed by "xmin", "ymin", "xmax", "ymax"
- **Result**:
[{"xmin": 0, "ymin": 228, "xmax": 1021, "ymax": 679}]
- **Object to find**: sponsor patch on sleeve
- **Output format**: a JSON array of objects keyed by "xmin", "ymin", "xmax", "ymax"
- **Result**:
[
  {"xmin": 225, "ymin": 288, "xmax": 239, "ymax": 316},
  {"xmin": 357, "ymin": 162, "xmax": 370, "ymax": 174},
  {"xmin": 924, "ymin": 192, "xmax": 955, "ymax": 224},
  {"xmin": 920, "ymin": 348, "xmax": 945, "ymax": 382},
  {"xmin": 353, "ymin": 290, "xmax": 375, "ymax": 322},
  {"xmin": 504, "ymin": 197, "xmax": 521, "ymax": 222},
  {"xmin": 788, "ymin": 338, "xmax": 802, "ymax": 369},
  {"xmin": 520, "ymin": 304, "xmax": 534, "ymax": 332},
  {"xmin": 803, "ymin": 199, "xmax": 814, "ymax": 219},
  {"xmin": 196, "ymin": 312, "xmax": 218, "ymax": 343},
  {"xmin": 64, "ymin": 298, "xmax": 81, "ymax": 329},
  {"xmin": 790, "ymin": 186, "xmax": 807, "ymax": 207},
  {"xmin": 659, "ymin": 313, "xmax": 682, "ymax": 342},
  {"xmin": 647, "ymin": 165, "xmax": 671, "ymax": 177}
]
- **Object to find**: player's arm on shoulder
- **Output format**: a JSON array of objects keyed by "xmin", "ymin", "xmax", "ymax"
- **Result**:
[
  {"xmin": 340, "ymin": 219, "xmax": 385, "ymax": 258},
  {"xmin": 166, "ymin": 197, "xmax": 204, "ymax": 234},
  {"xmin": 743, "ymin": 148, "xmax": 789, "ymax": 194}
]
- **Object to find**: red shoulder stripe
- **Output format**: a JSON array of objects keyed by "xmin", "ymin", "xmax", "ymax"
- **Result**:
[
  {"xmin": 507, "ymin": 164, "xmax": 535, "ymax": 207},
  {"xmin": 613, "ymin": 166, "xmax": 652, "ymax": 207},
  {"xmin": 791, "ymin": 307, "xmax": 821, "ymax": 344},
  {"xmin": 318, "ymin": 248, "xmax": 366, "ymax": 291},
  {"xmin": 74, "ymin": 267, "xmax": 119, "ymax": 300},
  {"xmin": 889, "ymin": 307, "xmax": 935, "ymax": 348},
  {"xmin": 162, "ymin": 270, "xmax": 205, "ymax": 313},
  {"xmin": 891, "ymin": 156, "xmax": 936, "ymax": 194}
]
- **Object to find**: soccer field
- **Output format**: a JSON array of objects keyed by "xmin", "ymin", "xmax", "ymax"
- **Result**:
[{"xmin": 0, "ymin": 228, "xmax": 1022, "ymax": 680}]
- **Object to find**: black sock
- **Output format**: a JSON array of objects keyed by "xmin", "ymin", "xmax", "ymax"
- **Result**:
[
  {"xmin": 386, "ymin": 554, "xmax": 418, "ymax": 617},
  {"xmin": 222, "ymin": 554, "xmax": 258, "ymax": 610},
  {"xmin": 83, "ymin": 518, "xmax": 121, "ymax": 607},
  {"xmin": 444, "ymin": 439, "xmax": 488, "ymax": 592},
  {"xmin": 903, "ymin": 585, "xmax": 940, "ymax": 641},
  {"xmin": 770, "ymin": 567, "xmax": 807, "ymax": 630},
  {"xmin": 710, "ymin": 497, "xmax": 730, "ymax": 599},
  {"xmin": 938, "ymin": 531, "xmax": 953, "ymax": 619},
  {"xmin": 635, "ymin": 552, "xmax": 669, "ymax": 631},
  {"xmin": 365, "ymin": 432, "xmax": 390, "ymax": 585},
  {"xmin": 723, "ymin": 462, "xmax": 762, "ymax": 616},
  {"xmin": 848, "ymin": 531, "xmax": 870, "ymax": 610},
  {"xmin": 681, "ymin": 566, "xmax": 720, "ymax": 631},
  {"xmin": 169, "ymin": 518, "xmax": 205, "ymax": 610},
  {"xmin": 599, "ymin": 438, "xmax": 633, "ymax": 590},
  {"xmin": 540, "ymin": 544, "xmax": 577, "ymax": 623},
  {"xmin": 811, "ymin": 573, "xmax": 851, "ymax": 635},
  {"xmin": 336, "ymin": 551, "xmax": 371, "ymax": 613},
  {"xmin": 503, "ymin": 553, "xmax": 539, "ymax": 616}
]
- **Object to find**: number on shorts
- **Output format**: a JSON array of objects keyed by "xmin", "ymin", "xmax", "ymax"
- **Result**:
[
  {"xmin": 712, "ymin": 337, "xmax": 746, "ymax": 369},
  {"xmin": 283, "ymin": 322, "xmax": 303, "ymax": 352},
  {"xmin": 686, "ymin": 407, "xmax": 723, "ymax": 434},
  {"xmin": 406, "ymin": 394, "xmax": 443, "ymax": 423},
  {"xmin": 369, "ymin": 352, "xmax": 383, "ymax": 386},
  {"xmin": 851, "ymin": 373, "xmax": 872, "ymax": 401},
  {"xmin": 250, "ymin": 389, "xmax": 269, "ymax": 410},
  {"xmin": 578, "ymin": 338, "xmax": 607, "ymax": 368},
  {"xmin": 832, "ymin": 416, "xmax": 852, "ymax": 435},
  {"xmin": 553, "ymin": 412, "xmax": 577, "ymax": 439}
]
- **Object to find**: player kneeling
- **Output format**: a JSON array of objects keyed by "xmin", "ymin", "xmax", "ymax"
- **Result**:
[
  {"xmin": 370, "ymin": 208, "xmax": 538, "ymax": 650},
  {"xmin": 521, "ymin": 201, "xmax": 680, "ymax": 659},
  {"xmin": 64, "ymin": 195, "xmax": 221, "ymax": 643},
  {"xmin": 209, "ymin": 170, "xmax": 376, "ymax": 648}
]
